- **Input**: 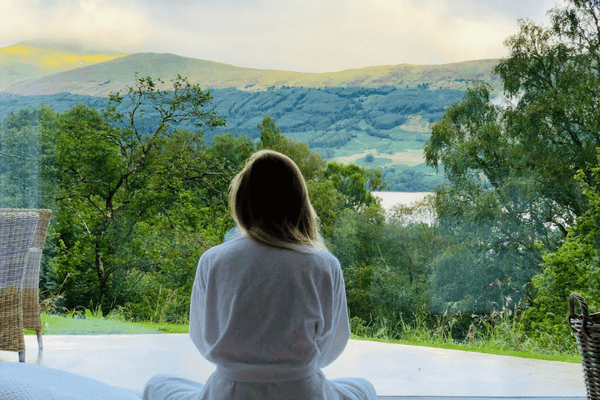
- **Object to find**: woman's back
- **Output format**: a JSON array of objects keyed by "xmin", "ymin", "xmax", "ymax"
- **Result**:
[
  {"xmin": 143, "ymin": 150, "xmax": 376, "ymax": 399},
  {"xmin": 190, "ymin": 234, "xmax": 349, "ymax": 382}
]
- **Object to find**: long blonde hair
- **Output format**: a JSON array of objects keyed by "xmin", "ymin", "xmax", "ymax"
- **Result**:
[{"xmin": 229, "ymin": 150, "xmax": 326, "ymax": 252}]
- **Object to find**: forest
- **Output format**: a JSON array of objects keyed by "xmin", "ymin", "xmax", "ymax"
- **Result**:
[
  {"xmin": 1, "ymin": 0, "xmax": 600, "ymax": 357},
  {"xmin": 0, "ymin": 83, "xmax": 459, "ymax": 191}
]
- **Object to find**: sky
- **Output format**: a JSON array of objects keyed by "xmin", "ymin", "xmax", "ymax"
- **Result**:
[{"xmin": 0, "ymin": 0, "xmax": 567, "ymax": 73}]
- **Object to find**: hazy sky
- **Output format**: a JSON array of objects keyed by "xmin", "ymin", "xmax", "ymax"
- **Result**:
[{"xmin": 0, "ymin": 0, "xmax": 566, "ymax": 72}]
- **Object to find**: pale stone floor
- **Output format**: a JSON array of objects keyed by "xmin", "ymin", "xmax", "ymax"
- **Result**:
[{"xmin": 0, "ymin": 334, "xmax": 588, "ymax": 399}]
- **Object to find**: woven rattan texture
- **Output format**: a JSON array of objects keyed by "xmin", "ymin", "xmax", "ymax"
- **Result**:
[
  {"xmin": 0, "ymin": 211, "xmax": 39, "ymax": 353},
  {"xmin": 0, "ymin": 209, "xmax": 52, "ymax": 333},
  {"xmin": 0, "ymin": 288, "xmax": 26, "ymax": 352},
  {"xmin": 570, "ymin": 292, "xmax": 600, "ymax": 400},
  {"xmin": 22, "ymin": 287, "xmax": 42, "ymax": 332}
]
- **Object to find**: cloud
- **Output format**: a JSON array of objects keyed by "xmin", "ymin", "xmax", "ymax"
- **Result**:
[
  {"xmin": 0, "ymin": 0, "xmax": 150, "ymax": 51},
  {"xmin": 0, "ymin": 0, "xmax": 563, "ymax": 72},
  {"xmin": 130, "ymin": 0, "xmax": 524, "ymax": 71}
]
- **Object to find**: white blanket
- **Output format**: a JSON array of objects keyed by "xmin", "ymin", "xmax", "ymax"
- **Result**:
[{"xmin": 0, "ymin": 362, "xmax": 142, "ymax": 400}]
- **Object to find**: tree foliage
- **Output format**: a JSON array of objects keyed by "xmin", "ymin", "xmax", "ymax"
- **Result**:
[
  {"xmin": 498, "ymin": 1, "xmax": 600, "ymax": 335},
  {"xmin": 257, "ymin": 115, "xmax": 326, "ymax": 180},
  {"xmin": 527, "ymin": 152, "xmax": 600, "ymax": 340},
  {"xmin": 0, "ymin": 106, "xmax": 388, "ymax": 321},
  {"xmin": 423, "ymin": 0, "xmax": 600, "ymax": 319},
  {"xmin": 51, "ymin": 75, "xmax": 226, "ymax": 311}
]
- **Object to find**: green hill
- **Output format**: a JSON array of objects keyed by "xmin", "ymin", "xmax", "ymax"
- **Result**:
[
  {"xmin": 0, "ymin": 41, "xmax": 128, "ymax": 89},
  {"xmin": 2, "ymin": 48, "xmax": 502, "ymax": 96},
  {"xmin": 0, "ymin": 41, "xmax": 505, "ymax": 191}
]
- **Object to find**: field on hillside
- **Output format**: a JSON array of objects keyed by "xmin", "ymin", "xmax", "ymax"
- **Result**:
[
  {"xmin": 0, "ymin": 41, "xmax": 498, "ymax": 191},
  {"xmin": 0, "ymin": 84, "xmax": 455, "ymax": 190},
  {"xmin": 0, "ymin": 41, "xmax": 128, "ymax": 88}
]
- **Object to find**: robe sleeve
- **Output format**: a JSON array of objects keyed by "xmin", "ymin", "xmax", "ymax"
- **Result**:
[
  {"xmin": 189, "ymin": 255, "xmax": 208, "ymax": 356},
  {"xmin": 316, "ymin": 257, "xmax": 350, "ymax": 368}
]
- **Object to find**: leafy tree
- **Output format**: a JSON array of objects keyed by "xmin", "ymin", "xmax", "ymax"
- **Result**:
[
  {"xmin": 257, "ymin": 115, "xmax": 285, "ymax": 148},
  {"xmin": 331, "ymin": 201, "xmax": 438, "ymax": 329},
  {"xmin": 525, "ymin": 152, "xmax": 600, "ymax": 343},
  {"xmin": 51, "ymin": 75, "xmax": 226, "ymax": 311},
  {"xmin": 0, "ymin": 117, "xmax": 40, "ymax": 208},
  {"xmin": 424, "ymin": 82, "xmax": 509, "ymax": 191},
  {"xmin": 209, "ymin": 132, "xmax": 255, "ymax": 171},
  {"xmin": 421, "ymin": 1, "xmax": 600, "ymax": 319},
  {"xmin": 495, "ymin": 1, "xmax": 600, "ymax": 336},
  {"xmin": 331, "ymin": 205, "xmax": 386, "ymax": 322},
  {"xmin": 425, "ymin": 0, "xmax": 600, "ymax": 233},
  {"xmin": 306, "ymin": 179, "xmax": 347, "ymax": 240},
  {"xmin": 323, "ymin": 162, "xmax": 386, "ymax": 210},
  {"xmin": 257, "ymin": 115, "xmax": 325, "ymax": 180}
]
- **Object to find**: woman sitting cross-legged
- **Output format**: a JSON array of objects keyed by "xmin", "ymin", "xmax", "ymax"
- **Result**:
[{"xmin": 143, "ymin": 149, "xmax": 377, "ymax": 400}]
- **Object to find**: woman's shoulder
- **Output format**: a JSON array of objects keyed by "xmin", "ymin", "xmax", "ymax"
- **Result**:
[
  {"xmin": 205, "ymin": 234, "xmax": 337, "ymax": 260},
  {"xmin": 201, "ymin": 232, "xmax": 249, "ymax": 259}
]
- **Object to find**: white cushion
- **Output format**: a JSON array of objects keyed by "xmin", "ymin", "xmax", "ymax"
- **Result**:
[{"xmin": 0, "ymin": 362, "xmax": 141, "ymax": 400}]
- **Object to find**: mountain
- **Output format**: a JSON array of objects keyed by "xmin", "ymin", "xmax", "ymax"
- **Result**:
[
  {"xmin": 0, "ymin": 41, "xmax": 129, "ymax": 89},
  {"xmin": 0, "ymin": 41, "xmax": 505, "ymax": 191},
  {"xmin": 1, "ymin": 42, "xmax": 502, "ymax": 96}
]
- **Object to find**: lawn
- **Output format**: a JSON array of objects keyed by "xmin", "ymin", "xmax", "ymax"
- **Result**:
[
  {"xmin": 24, "ymin": 313, "xmax": 188, "ymax": 335},
  {"xmin": 25, "ymin": 313, "xmax": 580, "ymax": 364}
]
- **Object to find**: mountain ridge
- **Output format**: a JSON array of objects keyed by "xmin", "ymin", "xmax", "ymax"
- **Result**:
[
  {"xmin": 1, "ymin": 42, "xmax": 502, "ymax": 96},
  {"xmin": 0, "ymin": 41, "xmax": 504, "ymax": 191},
  {"xmin": 0, "ymin": 41, "xmax": 129, "ymax": 89}
]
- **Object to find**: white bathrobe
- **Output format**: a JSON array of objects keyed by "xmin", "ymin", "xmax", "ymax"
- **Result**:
[{"xmin": 143, "ymin": 234, "xmax": 377, "ymax": 400}]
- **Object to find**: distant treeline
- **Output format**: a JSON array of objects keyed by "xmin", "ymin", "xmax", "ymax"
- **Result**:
[{"xmin": 0, "ymin": 85, "xmax": 463, "ymax": 190}]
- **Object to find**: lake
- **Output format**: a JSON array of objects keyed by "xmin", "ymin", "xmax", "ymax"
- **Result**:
[{"xmin": 371, "ymin": 191, "xmax": 432, "ymax": 211}]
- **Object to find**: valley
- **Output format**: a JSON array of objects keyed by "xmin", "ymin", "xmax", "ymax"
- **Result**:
[{"xmin": 0, "ymin": 41, "xmax": 502, "ymax": 191}]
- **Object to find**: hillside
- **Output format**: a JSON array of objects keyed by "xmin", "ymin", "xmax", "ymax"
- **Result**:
[
  {"xmin": 0, "ymin": 84, "xmax": 459, "ymax": 191},
  {"xmin": 0, "ymin": 41, "xmax": 129, "ymax": 89},
  {"xmin": 2, "ymin": 48, "xmax": 502, "ymax": 96},
  {"xmin": 0, "ymin": 41, "xmax": 505, "ymax": 191}
]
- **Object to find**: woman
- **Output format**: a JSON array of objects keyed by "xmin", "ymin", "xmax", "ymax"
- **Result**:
[{"xmin": 143, "ymin": 150, "xmax": 377, "ymax": 400}]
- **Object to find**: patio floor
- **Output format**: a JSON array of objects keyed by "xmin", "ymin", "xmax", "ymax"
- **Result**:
[{"xmin": 0, "ymin": 334, "xmax": 587, "ymax": 398}]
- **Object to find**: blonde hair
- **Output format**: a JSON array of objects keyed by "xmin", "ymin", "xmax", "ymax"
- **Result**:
[{"xmin": 229, "ymin": 149, "xmax": 326, "ymax": 252}]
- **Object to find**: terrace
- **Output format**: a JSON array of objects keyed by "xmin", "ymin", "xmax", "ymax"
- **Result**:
[{"xmin": 0, "ymin": 333, "xmax": 587, "ymax": 399}]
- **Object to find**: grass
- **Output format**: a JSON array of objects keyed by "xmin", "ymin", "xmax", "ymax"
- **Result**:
[
  {"xmin": 348, "ymin": 307, "xmax": 582, "ymax": 365},
  {"xmin": 23, "ymin": 311, "xmax": 580, "ymax": 364},
  {"xmin": 349, "ymin": 334, "xmax": 581, "ymax": 364},
  {"xmin": 24, "ymin": 312, "xmax": 189, "ymax": 335},
  {"xmin": 355, "ymin": 156, "xmax": 393, "ymax": 168}
]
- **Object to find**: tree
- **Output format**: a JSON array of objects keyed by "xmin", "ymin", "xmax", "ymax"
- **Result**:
[
  {"xmin": 0, "ymin": 113, "xmax": 41, "ymax": 208},
  {"xmin": 424, "ymin": 82, "xmax": 510, "ymax": 191},
  {"xmin": 210, "ymin": 132, "xmax": 255, "ymax": 171},
  {"xmin": 323, "ymin": 162, "xmax": 385, "ymax": 210},
  {"xmin": 256, "ymin": 115, "xmax": 285, "ymax": 149},
  {"xmin": 257, "ymin": 115, "xmax": 326, "ymax": 180},
  {"xmin": 494, "ymin": 1, "xmax": 600, "ymax": 335},
  {"xmin": 421, "ymin": 1, "xmax": 600, "ymax": 319},
  {"xmin": 525, "ymin": 152, "xmax": 600, "ymax": 342},
  {"xmin": 426, "ymin": 0, "xmax": 600, "ymax": 234},
  {"xmin": 493, "ymin": 10, "xmax": 599, "ymax": 222},
  {"xmin": 51, "ymin": 75, "xmax": 226, "ymax": 311},
  {"xmin": 330, "ymin": 205, "xmax": 385, "ymax": 322}
]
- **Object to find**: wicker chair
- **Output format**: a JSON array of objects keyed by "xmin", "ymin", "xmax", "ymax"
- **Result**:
[
  {"xmin": 0, "ymin": 209, "xmax": 52, "ymax": 351},
  {"xmin": 0, "ymin": 210, "xmax": 39, "ymax": 362},
  {"xmin": 21, "ymin": 210, "xmax": 52, "ymax": 350}
]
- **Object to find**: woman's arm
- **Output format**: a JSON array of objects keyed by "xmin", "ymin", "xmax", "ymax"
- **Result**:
[
  {"xmin": 316, "ymin": 258, "xmax": 351, "ymax": 368},
  {"xmin": 189, "ymin": 256, "xmax": 209, "ymax": 355}
]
